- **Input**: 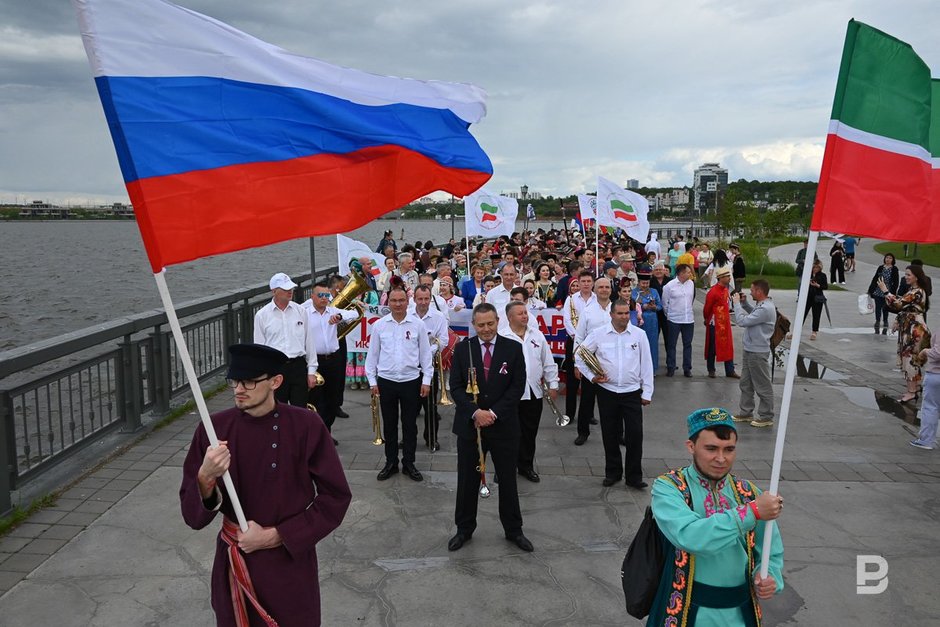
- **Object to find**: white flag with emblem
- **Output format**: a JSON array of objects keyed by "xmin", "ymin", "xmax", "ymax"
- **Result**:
[
  {"xmin": 597, "ymin": 176, "xmax": 650, "ymax": 241},
  {"xmin": 464, "ymin": 190, "xmax": 518, "ymax": 238}
]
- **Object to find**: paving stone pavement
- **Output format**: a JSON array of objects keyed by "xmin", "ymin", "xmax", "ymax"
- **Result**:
[{"xmin": 1, "ymin": 240, "xmax": 939, "ymax": 625}]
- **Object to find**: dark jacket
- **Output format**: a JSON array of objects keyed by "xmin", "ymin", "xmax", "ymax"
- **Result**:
[
  {"xmin": 868, "ymin": 265, "xmax": 900, "ymax": 297},
  {"xmin": 449, "ymin": 335, "xmax": 525, "ymax": 440}
]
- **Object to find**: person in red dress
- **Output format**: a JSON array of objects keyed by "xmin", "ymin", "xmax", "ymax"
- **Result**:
[{"xmin": 703, "ymin": 266, "xmax": 739, "ymax": 379}]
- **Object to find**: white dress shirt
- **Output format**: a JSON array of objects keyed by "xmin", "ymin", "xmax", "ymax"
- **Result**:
[
  {"xmin": 562, "ymin": 291, "xmax": 597, "ymax": 336},
  {"xmin": 485, "ymin": 283, "xmax": 513, "ymax": 315},
  {"xmin": 253, "ymin": 300, "xmax": 308, "ymax": 359},
  {"xmin": 576, "ymin": 322, "xmax": 654, "ymax": 400},
  {"xmin": 575, "ymin": 300, "xmax": 612, "ymax": 346},
  {"xmin": 499, "ymin": 325, "xmax": 559, "ymax": 400},
  {"xmin": 304, "ymin": 304, "xmax": 358, "ymax": 363},
  {"xmin": 412, "ymin": 306, "xmax": 449, "ymax": 355},
  {"xmin": 365, "ymin": 312, "xmax": 433, "ymax": 386},
  {"xmin": 661, "ymin": 277, "xmax": 696, "ymax": 324}
]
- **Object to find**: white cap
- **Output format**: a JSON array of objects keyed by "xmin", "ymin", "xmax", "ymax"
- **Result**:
[{"xmin": 269, "ymin": 272, "xmax": 297, "ymax": 291}]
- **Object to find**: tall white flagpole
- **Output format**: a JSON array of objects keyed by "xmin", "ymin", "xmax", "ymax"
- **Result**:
[
  {"xmin": 154, "ymin": 270, "xmax": 249, "ymax": 531},
  {"xmin": 758, "ymin": 229, "xmax": 819, "ymax": 577},
  {"xmin": 595, "ymin": 215, "xmax": 600, "ymax": 275}
]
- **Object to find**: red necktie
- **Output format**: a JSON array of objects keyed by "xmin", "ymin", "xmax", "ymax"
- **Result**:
[{"xmin": 482, "ymin": 341, "xmax": 493, "ymax": 377}]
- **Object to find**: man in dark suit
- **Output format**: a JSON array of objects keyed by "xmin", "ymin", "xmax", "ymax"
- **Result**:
[{"xmin": 448, "ymin": 303, "xmax": 532, "ymax": 552}]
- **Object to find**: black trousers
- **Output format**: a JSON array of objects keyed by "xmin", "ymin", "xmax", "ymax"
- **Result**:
[
  {"xmin": 377, "ymin": 376, "xmax": 422, "ymax": 466},
  {"xmin": 337, "ymin": 336, "xmax": 348, "ymax": 405},
  {"xmin": 307, "ymin": 351, "xmax": 345, "ymax": 430},
  {"xmin": 517, "ymin": 396, "xmax": 543, "ymax": 471},
  {"xmin": 803, "ymin": 300, "xmax": 824, "ymax": 332},
  {"xmin": 564, "ymin": 337, "xmax": 581, "ymax": 418},
  {"xmin": 576, "ymin": 379, "xmax": 597, "ymax": 436},
  {"xmin": 275, "ymin": 357, "xmax": 309, "ymax": 407},
  {"xmin": 455, "ymin": 432, "xmax": 522, "ymax": 536},
  {"xmin": 595, "ymin": 387, "xmax": 644, "ymax": 484},
  {"xmin": 420, "ymin": 368, "xmax": 442, "ymax": 444}
]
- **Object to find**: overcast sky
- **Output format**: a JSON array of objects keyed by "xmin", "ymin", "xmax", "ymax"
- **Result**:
[{"xmin": 1, "ymin": 0, "xmax": 938, "ymax": 205}]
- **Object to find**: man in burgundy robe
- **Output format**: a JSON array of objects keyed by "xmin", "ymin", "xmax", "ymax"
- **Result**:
[
  {"xmin": 703, "ymin": 266, "xmax": 739, "ymax": 378},
  {"xmin": 180, "ymin": 343, "xmax": 352, "ymax": 627}
]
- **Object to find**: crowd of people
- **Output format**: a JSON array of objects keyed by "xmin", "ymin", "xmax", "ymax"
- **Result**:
[{"xmin": 182, "ymin": 224, "xmax": 940, "ymax": 625}]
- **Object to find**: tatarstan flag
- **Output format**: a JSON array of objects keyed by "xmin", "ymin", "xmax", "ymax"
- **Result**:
[
  {"xmin": 811, "ymin": 20, "xmax": 940, "ymax": 242},
  {"xmin": 611, "ymin": 199, "xmax": 638, "ymax": 222},
  {"xmin": 480, "ymin": 202, "xmax": 499, "ymax": 222}
]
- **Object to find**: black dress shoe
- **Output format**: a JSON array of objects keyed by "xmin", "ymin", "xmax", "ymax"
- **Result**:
[
  {"xmin": 602, "ymin": 476, "xmax": 621, "ymax": 487},
  {"xmin": 589, "ymin": 417, "xmax": 599, "ymax": 425},
  {"xmin": 336, "ymin": 408, "xmax": 350, "ymax": 418},
  {"xmin": 574, "ymin": 434, "xmax": 588, "ymax": 446},
  {"xmin": 666, "ymin": 369, "xmax": 675, "ymax": 377},
  {"xmin": 683, "ymin": 371, "xmax": 692, "ymax": 378},
  {"xmin": 376, "ymin": 463, "xmax": 398, "ymax": 481},
  {"xmin": 519, "ymin": 468, "xmax": 541, "ymax": 483},
  {"xmin": 626, "ymin": 480, "xmax": 649, "ymax": 490},
  {"xmin": 506, "ymin": 533, "xmax": 534, "ymax": 552},
  {"xmin": 448, "ymin": 532, "xmax": 472, "ymax": 551},
  {"xmin": 402, "ymin": 463, "xmax": 423, "ymax": 482}
]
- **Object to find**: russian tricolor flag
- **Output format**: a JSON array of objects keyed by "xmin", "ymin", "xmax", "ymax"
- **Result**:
[{"xmin": 73, "ymin": 0, "xmax": 492, "ymax": 271}]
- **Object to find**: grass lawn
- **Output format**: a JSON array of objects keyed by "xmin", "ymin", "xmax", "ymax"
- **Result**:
[{"xmin": 873, "ymin": 242, "xmax": 940, "ymax": 267}]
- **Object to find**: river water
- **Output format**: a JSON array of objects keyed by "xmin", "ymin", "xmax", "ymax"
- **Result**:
[{"xmin": 0, "ymin": 218, "xmax": 562, "ymax": 351}]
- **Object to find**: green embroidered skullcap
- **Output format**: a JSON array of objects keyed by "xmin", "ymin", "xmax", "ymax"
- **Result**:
[{"xmin": 687, "ymin": 407, "xmax": 736, "ymax": 438}]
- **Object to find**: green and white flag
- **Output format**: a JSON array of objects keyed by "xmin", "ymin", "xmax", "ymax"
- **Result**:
[
  {"xmin": 597, "ymin": 176, "xmax": 650, "ymax": 241},
  {"xmin": 812, "ymin": 19, "xmax": 940, "ymax": 242},
  {"xmin": 464, "ymin": 190, "xmax": 518, "ymax": 238}
]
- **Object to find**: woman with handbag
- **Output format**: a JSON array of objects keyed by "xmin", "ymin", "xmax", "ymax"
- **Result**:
[
  {"xmin": 885, "ymin": 265, "xmax": 930, "ymax": 403},
  {"xmin": 868, "ymin": 253, "xmax": 899, "ymax": 335},
  {"xmin": 802, "ymin": 260, "xmax": 828, "ymax": 340}
]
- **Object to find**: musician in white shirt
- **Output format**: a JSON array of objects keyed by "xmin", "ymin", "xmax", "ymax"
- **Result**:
[
  {"xmin": 561, "ymin": 271, "xmax": 596, "ymax": 441},
  {"xmin": 366, "ymin": 287, "xmax": 433, "ymax": 482},
  {"xmin": 576, "ymin": 299, "xmax": 653, "ymax": 490},
  {"xmin": 499, "ymin": 302, "xmax": 559, "ymax": 483},
  {"xmin": 253, "ymin": 272, "xmax": 312, "ymax": 407},
  {"xmin": 303, "ymin": 279, "xmax": 358, "ymax": 437},
  {"xmin": 412, "ymin": 286, "xmax": 449, "ymax": 450}
]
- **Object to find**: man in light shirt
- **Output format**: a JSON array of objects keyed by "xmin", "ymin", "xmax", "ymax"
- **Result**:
[
  {"xmin": 253, "ymin": 272, "xmax": 312, "ymax": 407},
  {"xmin": 576, "ymin": 299, "xmax": 653, "ymax": 489},
  {"xmin": 304, "ymin": 279, "xmax": 358, "ymax": 439},
  {"xmin": 562, "ymin": 270, "xmax": 597, "ymax": 440},
  {"xmin": 662, "ymin": 264, "xmax": 697, "ymax": 377},
  {"xmin": 485, "ymin": 263, "xmax": 518, "ymax": 316},
  {"xmin": 572, "ymin": 277, "xmax": 614, "ymax": 446},
  {"xmin": 396, "ymin": 252, "xmax": 419, "ymax": 291},
  {"xmin": 412, "ymin": 286, "xmax": 449, "ymax": 450},
  {"xmin": 499, "ymin": 301, "xmax": 559, "ymax": 483},
  {"xmin": 366, "ymin": 287, "xmax": 433, "ymax": 482}
]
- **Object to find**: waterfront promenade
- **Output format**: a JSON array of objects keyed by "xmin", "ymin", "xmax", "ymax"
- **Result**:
[{"xmin": 0, "ymin": 242, "xmax": 938, "ymax": 625}]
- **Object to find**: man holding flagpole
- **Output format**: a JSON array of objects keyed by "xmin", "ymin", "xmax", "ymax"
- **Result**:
[{"xmin": 180, "ymin": 343, "xmax": 351, "ymax": 627}]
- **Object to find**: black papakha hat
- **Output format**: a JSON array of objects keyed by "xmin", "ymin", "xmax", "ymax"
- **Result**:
[{"xmin": 227, "ymin": 344, "xmax": 288, "ymax": 380}]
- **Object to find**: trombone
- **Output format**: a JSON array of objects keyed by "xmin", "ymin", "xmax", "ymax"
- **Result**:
[
  {"xmin": 542, "ymin": 381, "xmax": 570, "ymax": 426},
  {"xmin": 466, "ymin": 365, "xmax": 490, "ymax": 498}
]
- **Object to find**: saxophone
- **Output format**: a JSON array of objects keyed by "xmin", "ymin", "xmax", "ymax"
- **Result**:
[{"xmin": 569, "ymin": 296, "xmax": 579, "ymax": 329}]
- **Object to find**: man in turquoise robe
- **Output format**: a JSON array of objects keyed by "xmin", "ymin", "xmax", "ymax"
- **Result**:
[{"xmin": 647, "ymin": 408, "xmax": 784, "ymax": 626}]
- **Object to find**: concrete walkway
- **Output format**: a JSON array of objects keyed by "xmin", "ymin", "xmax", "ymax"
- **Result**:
[{"xmin": 1, "ymin": 247, "xmax": 939, "ymax": 625}]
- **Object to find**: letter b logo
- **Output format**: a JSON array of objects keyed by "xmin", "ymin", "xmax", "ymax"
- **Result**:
[{"xmin": 856, "ymin": 555, "xmax": 888, "ymax": 594}]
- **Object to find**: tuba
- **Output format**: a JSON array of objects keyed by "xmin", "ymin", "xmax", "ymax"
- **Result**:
[{"xmin": 330, "ymin": 270, "xmax": 371, "ymax": 340}]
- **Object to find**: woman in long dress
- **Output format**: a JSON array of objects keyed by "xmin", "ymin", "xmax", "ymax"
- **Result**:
[
  {"xmin": 886, "ymin": 265, "xmax": 930, "ymax": 403},
  {"xmin": 629, "ymin": 272, "xmax": 661, "ymax": 373}
]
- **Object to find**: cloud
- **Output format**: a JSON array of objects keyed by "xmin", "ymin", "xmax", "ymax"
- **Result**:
[{"xmin": 0, "ymin": 0, "xmax": 938, "ymax": 204}]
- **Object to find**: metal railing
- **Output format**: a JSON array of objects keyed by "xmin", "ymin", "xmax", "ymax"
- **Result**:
[{"xmin": 0, "ymin": 266, "xmax": 338, "ymax": 514}]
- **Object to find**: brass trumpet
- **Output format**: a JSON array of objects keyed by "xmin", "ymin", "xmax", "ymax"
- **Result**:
[
  {"xmin": 467, "ymin": 366, "xmax": 489, "ymax": 498},
  {"xmin": 433, "ymin": 338, "xmax": 454, "ymax": 407},
  {"xmin": 370, "ymin": 392, "xmax": 384, "ymax": 446},
  {"xmin": 542, "ymin": 381, "xmax": 570, "ymax": 427}
]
